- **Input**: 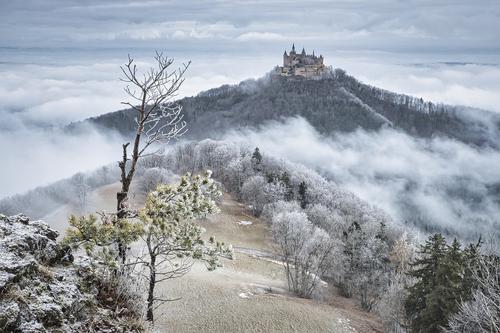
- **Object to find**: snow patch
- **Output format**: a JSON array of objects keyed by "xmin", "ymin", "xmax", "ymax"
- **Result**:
[
  {"xmin": 238, "ymin": 292, "xmax": 253, "ymax": 299},
  {"xmin": 237, "ymin": 220, "xmax": 253, "ymax": 226}
]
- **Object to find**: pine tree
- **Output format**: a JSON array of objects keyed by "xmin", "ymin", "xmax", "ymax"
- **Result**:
[
  {"xmin": 280, "ymin": 171, "xmax": 294, "ymax": 201},
  {"xmin": 251, "ymin": 147, "xmax": 262, "ymax": 172},
  {"xmin": 405, "ymin": 233, "xmax": 448, "ymax": 332},
  {"xmin": 405, "ymin": 234, "xmax": 481, "ymax": 332},
  {"xmin": 298, "ymin": 181, "xmax": 308, "ymax": 209}
]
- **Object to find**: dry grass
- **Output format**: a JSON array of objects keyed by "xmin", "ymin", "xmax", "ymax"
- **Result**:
[{"xmin": 45, "ymin": 182, "xmax": 383, "ymax": 332}]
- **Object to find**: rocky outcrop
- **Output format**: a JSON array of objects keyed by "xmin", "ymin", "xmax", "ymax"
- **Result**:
[{"xmin": 0, "ymin": 214, "xmax": 144, "ymax": 332}]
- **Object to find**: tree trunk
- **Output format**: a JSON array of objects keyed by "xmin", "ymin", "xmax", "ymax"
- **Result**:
[
  {"xmin": 146, "ymin": 256, "xmax": 156, "ymax": 322},
  {"xmin": 116, "ymin": 191, "xmax": 128, "ymax": 264},
  {"xmin": 116, "ymin": 142, "xmax": 133, "ymax": 264}
]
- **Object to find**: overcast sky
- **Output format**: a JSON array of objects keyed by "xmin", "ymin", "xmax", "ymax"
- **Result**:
[
  {"xmin": 1, "ymin": 0, "xmax": 500, "ymax": 197},
  {"xmin": 1, "ymin": 0, "xmax": 499, "ymax": 54}
]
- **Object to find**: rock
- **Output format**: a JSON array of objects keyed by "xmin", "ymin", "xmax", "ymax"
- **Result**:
[
  {"xmin": 0, "ymin": 214, "xmax": 145, "ymax": 332},
  {"xmin": 0, "ymin": 301, "xmax": 20, "ymax": 331}
]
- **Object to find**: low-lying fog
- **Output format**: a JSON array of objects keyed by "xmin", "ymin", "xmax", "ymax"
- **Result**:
[{"xmin": 225, "ymin": 117, "xmax": 500, "ymax": 240}]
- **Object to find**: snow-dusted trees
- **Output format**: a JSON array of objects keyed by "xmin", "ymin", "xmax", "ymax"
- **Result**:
[
  {"xmin": 162, "ymin": 140, "xmax": 398, "ymax": 305},
  {"xmin": 271, "ymin": 201, "xmax": 336, "ymax": 298},
  {"xmin": 138, "ymin": 167, "xmax": 175, "ymax": 195},
  {"xmin": 241, "ymin": 175, "xmax": 268, "ymax": 216},
  {"xmin": 337, "ymin": 220, "xmax": 393, "ymax": 312},
  {"xmin": 116, "ymin": 52, "xmax": 189, "ymax": 262},
  {"xmin": 356, "ymin": 227, "xmax": 391, "ymax": 311},
  {"xmin": 71, "ymin": 172, "xmax": 90, "ymax": 214},
  {"xmin": 377, "ymin": 232, "xmax": 417, "ymax": 332}
]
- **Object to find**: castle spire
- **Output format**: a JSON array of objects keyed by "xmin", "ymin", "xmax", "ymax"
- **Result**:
[
  {"xmin": 301, "ymin": 47, "xmax": 306, "ymax": 55},
  {"xmin": 291, "ymin": 43, "xmax": 295, "ymax": 52}
]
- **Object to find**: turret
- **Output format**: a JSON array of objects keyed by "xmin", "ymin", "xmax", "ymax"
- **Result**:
[
  {"xmin": 291, "ymin": 43, "xmax": 296, "ymax": 54},
  {"xmin": 301, "ymin": 47, "xmax": 306, "ymax": 55}
]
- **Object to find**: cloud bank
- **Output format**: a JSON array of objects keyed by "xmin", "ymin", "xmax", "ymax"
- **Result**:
[
  {"xmin": 225, "ymin": 117, "xmax": 500, "ymax": 240},
  {"xmin": 0, "ymin": 125, "xmax": 124, "ymax": 198}
]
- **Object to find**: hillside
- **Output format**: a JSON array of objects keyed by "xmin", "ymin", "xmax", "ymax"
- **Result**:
[
  {"xmin": 69, "ymin": 69, "xmax": 500, "ymax": 148},
  {"xmin": 39, "ymin": 182, "xmax": 383, "ymax": 332}
]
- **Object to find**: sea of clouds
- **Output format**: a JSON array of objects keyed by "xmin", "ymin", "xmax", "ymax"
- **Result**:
[
  {"xmin": 1, "ymin": 49, "xmax": 500, "ymax": 200},
  {"xmin": 225, "ymin": 117, "xmax": 500, "ymax": 240}
]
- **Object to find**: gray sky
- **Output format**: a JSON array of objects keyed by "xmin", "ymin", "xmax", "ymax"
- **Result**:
[
  {"xmin": 1, "ymin": 0, "xmax": 500, "ymax": 197},
  {"xmin": 1, "ymin": 0, "xmax": 499, "ymax": 54}
]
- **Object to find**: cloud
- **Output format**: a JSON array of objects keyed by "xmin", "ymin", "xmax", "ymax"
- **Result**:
[
  {"xmin": 224, "ymin": 117, "xmax": 500, "ymax": 240},
  {"xmin": 0, "ymin": 125, "xmax": 124, "ymax": 198},
  {"xmin": 236, "ymin": 32, "xmax": 287, "ymax": 42},
  {"xmin": 336, "ymin": 60, "xmax": 500, "ymax": 113},
  {"xmin": 0, "ymin": 62, "xmax": 126, "ymax": 126}
]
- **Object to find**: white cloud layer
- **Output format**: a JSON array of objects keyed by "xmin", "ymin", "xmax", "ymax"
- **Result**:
[{"xmin": 225, "ymin": 117, "xmax": 500, "ymax": 240}]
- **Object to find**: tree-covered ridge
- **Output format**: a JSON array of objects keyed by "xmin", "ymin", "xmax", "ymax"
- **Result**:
[{"xmin": 72, "ymin": 69, "xmax": 500, "ymax": 148}]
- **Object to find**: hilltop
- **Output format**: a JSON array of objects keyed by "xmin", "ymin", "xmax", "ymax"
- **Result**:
[{"xmin": 68, "ymin": 68, "xmax": 500, "ymax": 148}]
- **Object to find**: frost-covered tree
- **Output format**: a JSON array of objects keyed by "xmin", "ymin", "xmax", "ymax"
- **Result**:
[
  {"xmin": 138, "ymin": 172, "xmax": 232, "ymax": 322},
  {"xmin": 355, "ymin": 228, "xmax": 391, "ymax": 311},
  {"xmin": 377, "ymin": 232, "xmax": 417, "ymax": 332},
  {"xmin": 71, "ymin": 172, "xmax": 90, "ymax": 214},
  {"xmin": 223, "ymin": 155, "xmax": 254, "ymax": 198},
  {"xmin": 444, "ymin": 255, "xmax": 500, "ymax": 333},
  {"xmin": 271, "ymin": 201, "xmax": 336, "ymax": 298},
  {"xmin": 116, "ymin": 52, "xmax": 190, "ymax": 263},
  {"xmin": 241, "ymin": 175, "xmax": 268, "ymax": 216},
  {"xmin": 138, "ymin": 167, "xmax": 175, "ymax": 195}
]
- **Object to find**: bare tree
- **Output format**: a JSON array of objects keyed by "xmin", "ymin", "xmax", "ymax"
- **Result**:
[{"xmin": 116, "ymin": 52, "xmax": 190, "ymax": 262}]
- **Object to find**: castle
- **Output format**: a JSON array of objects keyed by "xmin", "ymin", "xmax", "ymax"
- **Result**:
[{"xmin": 274, "ymin": 44, "xmax": 330, "ymax": 79}]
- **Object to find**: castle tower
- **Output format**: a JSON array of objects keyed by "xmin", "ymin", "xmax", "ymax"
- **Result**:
[
  {"xmin": 283, "ymin": 50, "xmax": 289, "ymax": 66},
  {"xmin": 291, "ymin": 43, "xmax": 296, "ymax": 54},
  {"xmin": 301, "ymin": 47, "xmax": 306, "ymax": 56}
]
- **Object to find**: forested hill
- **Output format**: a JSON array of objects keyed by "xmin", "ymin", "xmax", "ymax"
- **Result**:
[{"xmin": 68, "ymin": 69, "xmax": 500, "ymax": 147}]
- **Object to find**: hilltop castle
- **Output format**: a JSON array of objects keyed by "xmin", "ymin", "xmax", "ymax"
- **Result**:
[{"xmin": 274, "ymin": 44, "xmax": 331, "ymax": 79}]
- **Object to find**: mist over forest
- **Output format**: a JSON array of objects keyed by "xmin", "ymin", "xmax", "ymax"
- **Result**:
[{"xmin": 224, "ymin": 117, "xmax": 500, "ymax": 241}]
